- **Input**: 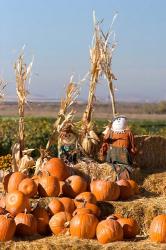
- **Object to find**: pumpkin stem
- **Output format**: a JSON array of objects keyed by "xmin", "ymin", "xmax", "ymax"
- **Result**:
[
  {"xmin": 64, "ymin": 221, "xmax": 70, "ymax": 228},
  {"xmin": 82, "ymin": 199, "xmax": 87, "ymax": 208},
  {"xmin": 24, "ymin": 208, "xmax": 27, "ymax": 214},
  {"xmin": 44, "ymin": 170, "xmax": 50, "ymax": 176},
  {"xmin": 72, "ymin": 210, "xmax": 77, "ymax": 216},
  {"xmin": 106, "ymin": 215, "xmax": 117, "ymax": 221},
  {"xmin": 5, "ymin": 213, "xmax": 12, "ymax": 219}
]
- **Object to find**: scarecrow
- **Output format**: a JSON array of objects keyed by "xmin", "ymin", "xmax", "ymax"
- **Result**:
[
  {"xmin": 59, "ymin": 123, "xmax": 79, "ymax": 164},
  {"xmin": 101, "ymin": 115, "xmax": 136, "ymax": 180}
]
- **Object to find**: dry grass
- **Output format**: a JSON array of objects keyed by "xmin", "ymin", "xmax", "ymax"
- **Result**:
[
  {"xmin": 134, "ymin": 135, "xmax": 166, "ymax": 169},
  {"xmin": 0, "ymin": 233, "xmax": 166, "ymax": 250}
]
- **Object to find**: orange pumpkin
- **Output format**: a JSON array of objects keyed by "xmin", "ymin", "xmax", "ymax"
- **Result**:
[
  {"xmin": 32, "ymin": 206, "xmax": 50, "ymax": 235},
  {"xmin": 43, "ymin": 157, "xmax": 70, "ymax": 181},
  {"xmin": 0, "ymin": 214, "xmax": 16, "ymax": 241},
  {"xmin": 117, "ymin": 218, "xmax": 139, "ymax": 238},
  {"xmin": 49, "ymin": 211, "xmax": 72, "ymax": 235},
  {"xmin": 38, "ymin": 174, "xmax": 60, "ymax": 197},
  {"xmin": 127, "ymin": 179, "xmax": 140, "ymax": 194},
  {"xmin": 73, "ymin": 207, "xmax": 93, "ymax": 216},
  {"xmin": 63, "ymin": 175, "xmax": 87, "ymax": 198},
  {"xmin": 149, "ymin": 214, "xmax": 166, "ymax": 243},
  {"xmin": 70, "ymin": 213, "xmax": 99, "ymax": 239},
  {"xmin": 76, "ymin": 201, "xmax": 101, "ymax": 218},
  {"xmin": 74, "ymin": 192, "xmax": 97, "ymax": 208},
  {"xmin": 48, "ymin": 198, "xmax": 64, "ymax": 216},
  {"xmin": 15, "ymin": 211, "xmax": 37, "ymax": 236},
  {"xmin": 5, "ymin": 191, "xmax": 30, "ymax": 216},
  {"xmin": 7, "ymin": 172, "xmax": 27, "ymax": 193},
  {"xmin": 59, "ymin": 197, "xmax": 76, "ymax": 214},
  {"xmin": 116, "ymin": 179, "xmax": 133, "ymax": 200},
  {"xmin": 90, "ymin": 180, "xmax": 120, "ymax": 201},
  {"xmin": 96, "ymin": 218, "xmax": 123, "ymax": 244},
  {"xmin": 18, "ymin": 178, "xmax": 38, "ymax": 198},
  {"xmin": 3, "ymin": 172, "xmax": 12, "ymax": 192},
  {"xmin": 84, "ymin": 202, "xmax": 101, "ymax": 218}
]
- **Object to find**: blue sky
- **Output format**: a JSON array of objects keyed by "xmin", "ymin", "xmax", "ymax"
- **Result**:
[{"xmin": 0, "ymin": 0, "xmax": 166, "ymax": 102}]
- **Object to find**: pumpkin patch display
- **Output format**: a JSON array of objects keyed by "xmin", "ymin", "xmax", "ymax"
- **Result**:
[
  {"xmin": 5, "ymin": 191, "xmax": 30, "ymax": 216},
  {"xmin": 149, "ymin": 214, "xmax": 166, "ymax": 243},
  {"xmin": 117, "ymin": 217, "xmax": 139, "ymax": 238},
  {"xmin": 96, "ymin": 217, "xmax": 123, "ymax": 244},
  {"xmin": 18, "ymin": 178, "xmax": 38, "ymax": 198},
  {"xmin": 49, "ymin": 211, "xmax": 72, "ymax": 235},
  {"xmin": 0, "ymin": 214, "xmax": 16, "ymax": 241},
  {"xmin": 43, "ymin": 157, "xmax": 70, "ymax": 181},
  {"xmin": 63, "ymin": 175, "xmax": 87, "ymax": 198},
  {"xmin": 15, "ymin": 211, "xmax": 37, "ymax": 236},
  {"xmin": 70, "ymin": 213, "xmax": 99, "ymax": 239},
  {"xmin": 90, "ymin": 179, "xmax": 120, "ymax": 201},
  {"xmin": 38, "ymin": 174, "xmax": 60, "ymax": 197}
]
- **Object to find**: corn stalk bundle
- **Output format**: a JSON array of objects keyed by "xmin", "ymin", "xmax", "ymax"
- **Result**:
[
  {"xmin": 99, "ymin": 13, "xmax": 118, "ymax": 117},
  {"xmin": 46, "ymin": 77, "xmax": 80, "ymax": 152},
  {"xmin": 13, "ymin": 48, "xmax": 33, "ymax": 171},
  {"xmin": 82, "ymin": 12, "xmax": 102, "ymax": 128},
  {"xmin": 81, "ymin": 12, "xmax": 103, "ymax": 155}
]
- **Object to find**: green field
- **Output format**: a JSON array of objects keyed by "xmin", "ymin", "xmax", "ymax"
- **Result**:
[{"xmin": 0, "ymin": 117, "xmax": 166, "ymax": 156}]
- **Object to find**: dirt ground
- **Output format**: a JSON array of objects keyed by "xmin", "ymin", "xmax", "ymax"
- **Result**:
[{"xmin": 1, "ymin": 102, "xmax": 166, "ymax": 120}]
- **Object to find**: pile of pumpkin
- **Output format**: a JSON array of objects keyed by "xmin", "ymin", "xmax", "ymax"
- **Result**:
[{"xmin": 0, "ymin": 157, "xmax": 166, "ymax": 244}]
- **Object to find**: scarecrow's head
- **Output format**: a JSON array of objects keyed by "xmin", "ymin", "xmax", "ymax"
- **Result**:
[
  {"xmin": 60, "ymin": 124, "xmax": 77, "ymax": 145},
  {"xmin": 111, "ymin": 115, "xmax": 127, "ymax": 132}
]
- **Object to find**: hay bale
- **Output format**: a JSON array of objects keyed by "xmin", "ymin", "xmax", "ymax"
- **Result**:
[
  {"xmin": 73, "ymin": 161, "xmax": 116, "ymax": 182},
  {"xmin": 142, "ymin": 172, "xmax": 166, "ymax": 195},
  {"xmin": 105, "ymin": 197, "xmax": 166, "ymax": 235},
  {"xmin": 134, "ymin": 136, "xmax": 166, "ymax": 169}
]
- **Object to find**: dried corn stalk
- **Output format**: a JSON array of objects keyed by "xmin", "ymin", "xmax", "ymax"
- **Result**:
[
  {"xmin": 0, "ymin": 78, "xmax": 7, "ymax": 100},
  {"xmin": 46, "ymin": 77, "xmax": 80, "ymax": 152},
  {"xmin": 81, "ymin": 12, "xmax": 102, "ymax": 155},
  {"xmin": 13, "ymin": 47, "xmax": 33, "ymax": 170},
  {"xmin": 99, "ymin": 13, "xmax": 118, "ymax": 117},
  {"xmin": 82, "ymin": 12, "xmax": 102, "ymax": 128}
]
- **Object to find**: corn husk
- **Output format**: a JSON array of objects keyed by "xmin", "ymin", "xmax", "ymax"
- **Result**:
[
  {"xmin": 89, "ymin": 130, "xmax": 100, "ymax": 145},
  {"xmin": 11, "ymin": 143, "xmax": 20, "ymax": 172},
  {"xmin": 81, "ymin": 134, "xmax": 92, "ymax": 155},
  {"xmin": 19, "ymin": 155, "xmax": 35, "ymax": 173}
]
